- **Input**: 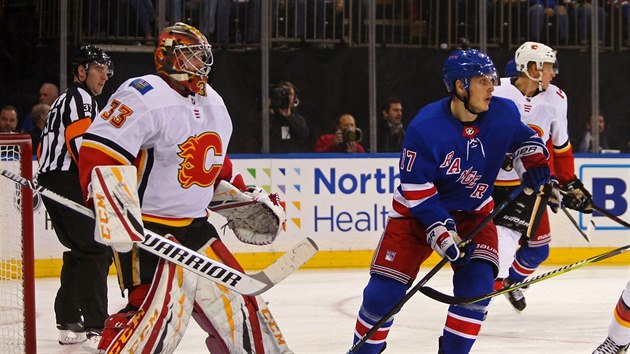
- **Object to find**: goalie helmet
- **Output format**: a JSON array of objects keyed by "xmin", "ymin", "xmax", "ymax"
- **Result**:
[
  {"xmin": 72, "ymin": 45, "xmax": 114, "ymax": 78},
  {"xmin": 154, "ymin": 22, "xmax": 213, "ymax": 95},
  {"xmin": 443, "ymin": 49, "xmax": 498, "ymax": 94}
]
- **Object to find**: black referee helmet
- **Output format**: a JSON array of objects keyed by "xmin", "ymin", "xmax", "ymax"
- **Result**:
[{"xmin": 71, "ymin": 45, "xmax": 114, "ymax": 77}]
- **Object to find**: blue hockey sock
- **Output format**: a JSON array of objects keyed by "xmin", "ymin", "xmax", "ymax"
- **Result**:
[
  {"xmin": 509, "ymin": 244, "xmax": 549, "ymax": 282},
  {"xmin": 352, "ymin": 275, "xmax": 406, "ymax": 354},
  {"xmin": 441, "ymin": 261, "xmax": 493, "ymax": 354}
]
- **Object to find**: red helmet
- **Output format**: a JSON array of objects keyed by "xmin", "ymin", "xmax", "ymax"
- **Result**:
[{"xmin": 154, "ymin": 22, "xmax": 213, "ymax": 95}]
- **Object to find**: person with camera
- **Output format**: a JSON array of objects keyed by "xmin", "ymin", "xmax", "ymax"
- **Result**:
[
  {"xmin": 314, "ymin": 113, "xmax": 365, "ymax": 153},
  {"xmin": 269, "ymin": 81, "xmax": 310, "ymax": 153}
]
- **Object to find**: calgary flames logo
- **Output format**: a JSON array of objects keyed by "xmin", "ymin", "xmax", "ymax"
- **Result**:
[{"xmin": 177, "ymin": 132, "xmax": 223, "ymax": 188}]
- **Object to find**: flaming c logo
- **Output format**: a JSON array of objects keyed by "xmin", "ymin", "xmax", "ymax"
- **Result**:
[{"xmin": 177, "ymin": 132, "xmax": 223, "ymax": 188}]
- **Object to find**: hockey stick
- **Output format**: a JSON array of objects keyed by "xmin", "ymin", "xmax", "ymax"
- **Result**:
[
  {"xmin": 418, "ymin": 243, "xmax": 630, "ymax": 305},
  {"xmin": 561, "ymin": 207, "xmax": 595, "ymax": 242},
  {"xmin": 591, "ymin": 203, "xmax": 630, "ymax": 229},
  {"xmin": 0, "ymin": 169, "xmax": 318, "ymax": 296},
  {"xmin": 347, "ymin": 184, "xmax": 526, "ymax": 353}
]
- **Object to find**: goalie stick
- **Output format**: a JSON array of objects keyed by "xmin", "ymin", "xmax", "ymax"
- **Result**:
[
  {"xmin": 418, "ymin": 243, "xmax": 630, "ymax": 305},
  {"xmin": 348, "ymin": 184, "xmax": 526, "ymax": 353},
  {"xmin": 1, "ymin": 169, "xmax": 318, "ymax": 296}
]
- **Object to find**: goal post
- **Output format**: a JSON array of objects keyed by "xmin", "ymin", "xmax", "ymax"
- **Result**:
[{"xmin": 0, "ymin": 134, "xmax": 36, "ymax": 354}]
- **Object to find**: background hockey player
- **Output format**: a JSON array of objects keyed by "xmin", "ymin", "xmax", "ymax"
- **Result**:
[
  {"xmin": 37, "ymin": 44, "xmax": 113, "ymax": 346},
  {"xmin": 350, "ymin": 49, "xmax": 551, "ymax": 354},
  {"xmin": 593, "ymin": 280, "xmax": 630, "ymax": 354},
  {"xmin": 78, "ymin": 23, "xmax": 290, "ymax": 353},
  {"xmin": 491, "ymin": 41, "xmax": 594, "ymax": 311}
]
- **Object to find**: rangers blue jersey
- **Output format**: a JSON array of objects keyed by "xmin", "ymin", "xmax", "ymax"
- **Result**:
[{"xmin": 391, "ymin": 96, "xmax": 545, "ymax": 228}]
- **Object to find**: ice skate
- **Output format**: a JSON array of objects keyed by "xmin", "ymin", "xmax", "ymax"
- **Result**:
[
  {"xmin": 593, "ymin": 337, "xmax": 629, "ymax": 354},
  {"xmin": 503, "ymin": 278, "xmax": 527, "ymax": 311},
  {"xmin": 82, "ymin": 328, "xmax": 104, "ymax": 354},
  {"xmin": 57, "ymin": 322, "xmax": 86, "ymax": 345}
]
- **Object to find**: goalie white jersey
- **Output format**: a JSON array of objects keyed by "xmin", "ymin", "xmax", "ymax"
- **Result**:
[
  {"xmin": 493, "ymin": 77, "xmax": 571, "ymax": 185},
  {"xmin": 82, "ymin": 74, "xmax": 232, "ymax": 220}
]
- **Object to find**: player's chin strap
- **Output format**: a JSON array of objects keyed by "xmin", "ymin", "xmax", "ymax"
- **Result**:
[
  {"xmin": 347, "ymin": 184, "xmax": 527, "ymax": 354},
  {"xmin": 454, "ymin": 90, "xmax": 483, "ymax": 116}
]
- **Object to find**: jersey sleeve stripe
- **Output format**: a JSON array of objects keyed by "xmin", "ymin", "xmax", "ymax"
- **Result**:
[
  {"xmin": 82, "ymin": 140, "xmax": 132, "ymax": 166},
  {"xmin": 83, "ymin": 132, "xmax": 136, "ymax": 163}
]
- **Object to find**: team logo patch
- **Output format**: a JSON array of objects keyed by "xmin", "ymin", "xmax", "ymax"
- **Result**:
[
  {"xmin": 385, "ymin": 250, "xmax": 396, "ymax": 262},
  {"xmin": 129, "ymin": 79, "xmax": 154, "ymax": 95},
  {"xmin": 462, "ymin": 125, "xmax": 479, "ymax": 139}
]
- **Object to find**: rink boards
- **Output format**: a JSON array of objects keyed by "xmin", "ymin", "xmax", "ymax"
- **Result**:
[{"xmin": 30, "ymin": 154, "xmax": 630, "ymax": 277}]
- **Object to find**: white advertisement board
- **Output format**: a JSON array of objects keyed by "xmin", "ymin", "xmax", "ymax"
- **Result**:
[{"xmin": 30, "ymin": 155, "xmax": 630, "ymax": 260}]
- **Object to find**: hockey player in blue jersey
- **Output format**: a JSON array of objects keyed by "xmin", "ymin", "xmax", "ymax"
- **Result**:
[{"xmin": 350, "ymin": 49, "xmax": 551, "ymax": 354}]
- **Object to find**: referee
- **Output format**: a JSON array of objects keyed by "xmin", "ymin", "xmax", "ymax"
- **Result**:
[{"xmin": 37, "ymin": 45, "xmax": 113, "ymax": 347}]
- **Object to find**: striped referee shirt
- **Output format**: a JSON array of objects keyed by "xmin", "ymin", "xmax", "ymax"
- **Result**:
[{"xmin": 38, "ymin": 82, "xmax": 100, "ymax": 173}]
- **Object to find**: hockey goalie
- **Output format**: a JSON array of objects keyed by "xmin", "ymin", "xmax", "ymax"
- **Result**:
[
  {"xmin": 77, "ymin": 22, "xmax": 293, "ymax": 354},
  {"xmin": 83, "ymin": 163, "xmax": 291, "ymax": 354}
]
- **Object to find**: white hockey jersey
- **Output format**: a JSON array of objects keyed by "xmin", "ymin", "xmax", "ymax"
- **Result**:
[
  {"xmin": 81, "ymin": 74, "xmax": 233, "ymax": 221},
  {"xmin": 492, "ymin": 77, "xmax": 575, "ymax": 185}
]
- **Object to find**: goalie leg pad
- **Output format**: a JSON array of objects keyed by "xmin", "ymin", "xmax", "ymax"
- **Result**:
[
  {"xmin": 102, "ymin": 257, "xmax": 198, "ymax": 354},
  {"xmin": 192, "ymin": 239, "xmax": 293, "ymax": 353}
]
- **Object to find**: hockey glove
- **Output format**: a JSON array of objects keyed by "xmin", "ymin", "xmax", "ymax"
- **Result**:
[
  {"xmin": 561, "ymin": 179, "xmax": 593, "ymax": 213},
  {"xmin": 547, "ymin": 179, "xmax": 562, "ymax": 213},
  {"xmin": 451, "ymin": 240, "xmax": 477, "ymax": 267},
  {"xmin": 521, "ymin": 165, "xmax": 550, "ymax": 193},
  {"xmin": 427, "ymin": 219, "xmax": 462, "ymax": 262}
]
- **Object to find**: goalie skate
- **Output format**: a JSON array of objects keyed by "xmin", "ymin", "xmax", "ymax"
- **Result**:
[
  {"xmin": 503, "ymin": 278, "xmax": 527, "ymax": 311},
  {"xmin": 593, "ymin": 337, "xmax": 629, "ymax": 354},
  {"xmin": 57, "ymin": 322, "xmax": 87, "ymax": 345}
]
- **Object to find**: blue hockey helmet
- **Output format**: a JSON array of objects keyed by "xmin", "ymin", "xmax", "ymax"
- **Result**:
[{"xmin": 443, "ymin": 49, "xmax": 498, "ymax": 93}]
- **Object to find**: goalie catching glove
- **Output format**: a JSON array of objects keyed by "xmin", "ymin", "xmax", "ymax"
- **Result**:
[
  {"xmin": 560, "ymin": 178, "xmax": 593, "ymax": 213},
  {"xmin": 210, "ymin": 180, "xmax": 286, "ymax": 245}
]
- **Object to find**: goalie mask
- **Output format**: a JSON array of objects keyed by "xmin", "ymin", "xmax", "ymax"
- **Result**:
[
  {"xmin": 155, "ymin": 22, "xmax": 213, "ymax": 96},
  {"xmin": 514, "ymin": 41, "xmax": 558, "ymax": 91}
]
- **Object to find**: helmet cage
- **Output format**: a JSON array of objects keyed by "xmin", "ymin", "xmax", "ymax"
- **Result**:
[{"xmin": 173, "ymin": 43, "xmax": 213, "ymax": 78}]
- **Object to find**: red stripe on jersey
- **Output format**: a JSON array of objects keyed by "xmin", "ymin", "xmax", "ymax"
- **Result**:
[
  {"xmin": 445, "ymin": 314, "xmax": 481, "ymax": 337},
  {"xmin": 556, "ymin": 89, "xmax": 565, "ymax": 99},
  {"xmin": 392, "ymin": 199, "xmax": 414, "ymax": 217},
  {"xmin": 402, "ymin": 186, "xmax": 437, "ymax": 201},
  {"xmin": 615, "ymin": 299, "xmax": 630, "ymax": 327},
  {"xmin": 355, "ymin": 319, "xmax": 389, "ymax": 342},
  {"xmin": 551, "ymin": 144, "xmax": 576, "ymax": 183}
]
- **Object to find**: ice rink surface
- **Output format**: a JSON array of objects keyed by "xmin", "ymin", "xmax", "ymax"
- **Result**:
[{"xmin": 35, "ymin": 266, "xmax": 629, "ymax": 354}]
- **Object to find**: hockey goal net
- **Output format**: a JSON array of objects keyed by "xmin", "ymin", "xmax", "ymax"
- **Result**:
[{"xmin": 0, "ymin": 134, "xmax": 36, "ymax": 354}]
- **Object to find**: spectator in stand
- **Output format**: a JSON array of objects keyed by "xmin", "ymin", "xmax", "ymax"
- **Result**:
[
  {"xmin": 214, "ymin": 0, "xmax": 260, "ymax": 44},
  {"xmin": 579, "ymin": 114, "xmax": 611, "ymax": 152},
  {"xmin": 0, "ymin": 105, "xmax": 18, "ymax": 133},
  {"xmin": 315, "ymin": 113, "xmax": 365, "ymax": 153},
  {"xmin": 576, "ymin": 0, "xmax": 607, "ymax": 47},
  {"xmin": 528, "ymin": 0, "xmax": 569, "ymax": 43},
  {"xmin": 29, "ymin": 103, "xmax": 50, "ymax": 153},
  {"xmin": 19, "ymin": 82, "xmax": 59, "ymax": 133},
  {"xmin": 269, "ymin": 81, "xmax": 310, "ymax": 153},
  {"xmin": 378, "ymin": 97, "xmax": 405, "ymax": 152}
]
